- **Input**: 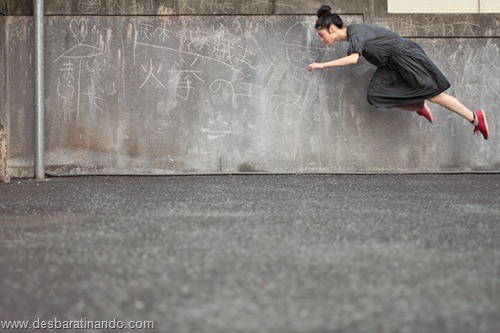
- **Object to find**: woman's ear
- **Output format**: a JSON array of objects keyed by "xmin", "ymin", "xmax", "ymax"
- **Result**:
[{"xmin": 329, "ymin": 25, "xmax": 336, "ymax": 34}]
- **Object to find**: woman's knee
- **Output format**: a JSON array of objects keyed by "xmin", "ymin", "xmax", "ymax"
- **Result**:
[{"xmin": 428, "ymin": 93, "xmax": 445, "ymax": 104}]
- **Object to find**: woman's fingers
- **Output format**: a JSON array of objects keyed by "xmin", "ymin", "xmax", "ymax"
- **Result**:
[{"xmin": 308, "ymin": 63, "xmax": 323, "ymax": 71}]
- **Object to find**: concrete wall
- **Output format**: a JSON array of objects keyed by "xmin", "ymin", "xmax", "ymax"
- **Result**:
[
  {"xmin": 0, "ymin": 14, "xmax": 7, "ymax": 182},
  {"xmin": 0, "ymin": 14, "xmax": 5, "ymax": 131},
  {"xmin": 2, "ymin": 0, "xmax": 500, "ymax": 176}
]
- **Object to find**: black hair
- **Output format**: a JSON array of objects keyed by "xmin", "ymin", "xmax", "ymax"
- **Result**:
[{"xmin": 315, "ymin": 5, "xmax": 343, "ymax": 30}]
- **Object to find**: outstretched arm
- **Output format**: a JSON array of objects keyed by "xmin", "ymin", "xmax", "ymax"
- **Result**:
[{"xmin": 307, "ymin": 53, "xmax": 360, "ymax": 71}]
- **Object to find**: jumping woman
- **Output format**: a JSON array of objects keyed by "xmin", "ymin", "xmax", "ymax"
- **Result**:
[{"xmin": 308, "ymin": 5, "xmax": 490, "ymax": 140}]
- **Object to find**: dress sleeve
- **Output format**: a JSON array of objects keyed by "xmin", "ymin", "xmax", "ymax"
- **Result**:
[{"xmin": 347, "ymin": 35, "xmax": 365, "ymax": 55}]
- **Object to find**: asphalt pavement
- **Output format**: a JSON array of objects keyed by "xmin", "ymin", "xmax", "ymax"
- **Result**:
[{"xmin": 0, "ymin": 174, "xmax": 499, "ymax": 333}]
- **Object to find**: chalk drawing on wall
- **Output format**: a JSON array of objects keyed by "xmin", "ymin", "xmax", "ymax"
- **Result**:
[
  {"xmin": 140, "ymin": 59, "xmax": 166, "ymax": 89},
  {"xmin": 284, "ymin": 21, "xmax": 323, "ymax": 70},
  {"xmin": 169, "ymin": 69, "xmax": 206, "ymax": 100},
  {"xmin": 126, "ymin": 17, "xmax": 326, "ymax": 167},
  {"xmin": 40, "ymin": 15, "xmax": 500, "ymax": 173},
  {"xmin": 78, "ymin": 0, "xmax": 102, "ymax": 14},
  {"xmin": 371, "ymin": 15, "xmax": 480, "ymax": 37},
  {"xmin": 54, "ymin": 18, "xmax": 104, "ymax": 62},
  {"xmin": 48, "ymin": 16, "xmax": 363, "ymax": 170},
  {"xmin": 54, "ymin": 18, "xmax": 108, "ymax": 119}
]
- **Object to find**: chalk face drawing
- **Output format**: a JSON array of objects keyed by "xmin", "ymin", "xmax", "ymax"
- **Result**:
[{"xmin": 78, "ymin": 0, "xmax": 102, "ymax": 14}]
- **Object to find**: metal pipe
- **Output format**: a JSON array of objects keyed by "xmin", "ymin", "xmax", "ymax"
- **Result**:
[{"xmin": 34, "ymin": 0, "xmax": 45, "ymax": 179}]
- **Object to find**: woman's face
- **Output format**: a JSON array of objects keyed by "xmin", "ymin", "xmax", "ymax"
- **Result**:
[{"xmin": 317, "ymin": 26, "xmax": 337, "ymax": 46}]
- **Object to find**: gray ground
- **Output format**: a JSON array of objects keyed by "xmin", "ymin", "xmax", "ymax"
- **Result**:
[{"xmin": 0, "ymin": 174, "xmax": 499, "ymax": 333}]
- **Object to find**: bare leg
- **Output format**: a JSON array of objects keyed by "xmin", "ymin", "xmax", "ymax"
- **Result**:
[{"xmin": 428, "ymin": 93, "xmax": 475, "ymax": 122}]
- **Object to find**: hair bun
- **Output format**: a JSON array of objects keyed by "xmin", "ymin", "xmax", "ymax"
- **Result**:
[{"xmin": 317, "ymin": 5, "xmax": 332, "ymax": 18}]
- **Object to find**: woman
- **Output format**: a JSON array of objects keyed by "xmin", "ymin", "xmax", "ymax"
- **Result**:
[{"xmin": 308, "ymin": 5, "xmax": 490, "ymax": 140}]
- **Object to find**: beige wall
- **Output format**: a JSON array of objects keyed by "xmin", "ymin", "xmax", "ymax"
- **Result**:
[
  {"xmin": 388, "ymin": 0, "xmax": 500, "ymax": 13},
  {"xmin": 481, "ymin": 0, "xmax": 500, "ymax": 12}
]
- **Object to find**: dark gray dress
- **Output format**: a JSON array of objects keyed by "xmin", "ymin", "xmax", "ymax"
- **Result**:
[{"xmin": 346, "ymin": 24, "xmax": 450, "ymax": 108}]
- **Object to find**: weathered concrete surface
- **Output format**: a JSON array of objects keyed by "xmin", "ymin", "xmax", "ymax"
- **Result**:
[
  {"xmin": 0, "ymin": 15, "xmax": 6, "ymax": 182},
  {"xmin": 1, "ymin": 174, "xmax": 499, "ymax": 332},
  {"xmin": 275, "ymin": 0, "xmax": 388, "ymax": 16},
  {"xmin": 368, "ymin": 14, "xmax": 500, "ymax": 37},
  {"xmin": 2, "ymin": 0, "xmax": 500, "ymax": 177},
  {"xmin": 2, "ymin": 0, "xmax": 500, "ymax": 37},
  {"xmin": 0, "ymin": 127, "xmax": 6, "ymax": 183},
  {"xmin": 46, "ymin": 0, "xmax": 274, "ymax": 16},
  {"xmin": 5, "ymin": 15, "xmax": 500, "ymax": 176},
  {"xmin": 4, "ymin": 16, "xmax": 34, "ymax": 177},
  {"xmin": 0, "ymin": 14, "xmax": 5, "ymax": 125},
  {"xmin": 0, "ymin": 0, "xmax": 32, "ymax": 15},
  {"xmin": 273, "ymin": 0, "xmax": 500, "ymax": 37},
  {"xmin": 0, "ymin": 0, "xmax": 274, "ymax": 15}
]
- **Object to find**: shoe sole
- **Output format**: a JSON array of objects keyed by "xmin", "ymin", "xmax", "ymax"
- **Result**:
[
  {"xmin": 418, "ymin": 106, "xmax": 433, "ymax": 123},
  {"xmin": 426, "ymin": 107, "xmax": 434, "ymax": 123}
]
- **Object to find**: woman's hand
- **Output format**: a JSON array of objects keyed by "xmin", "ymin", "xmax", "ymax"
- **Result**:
[
  {"xmin": 308, "ymin": 54, "xmax": 360, "ymax": 72},
  {"xmin": 307, "ymin": 63, "xmax": 324, "ymax": 72}
]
